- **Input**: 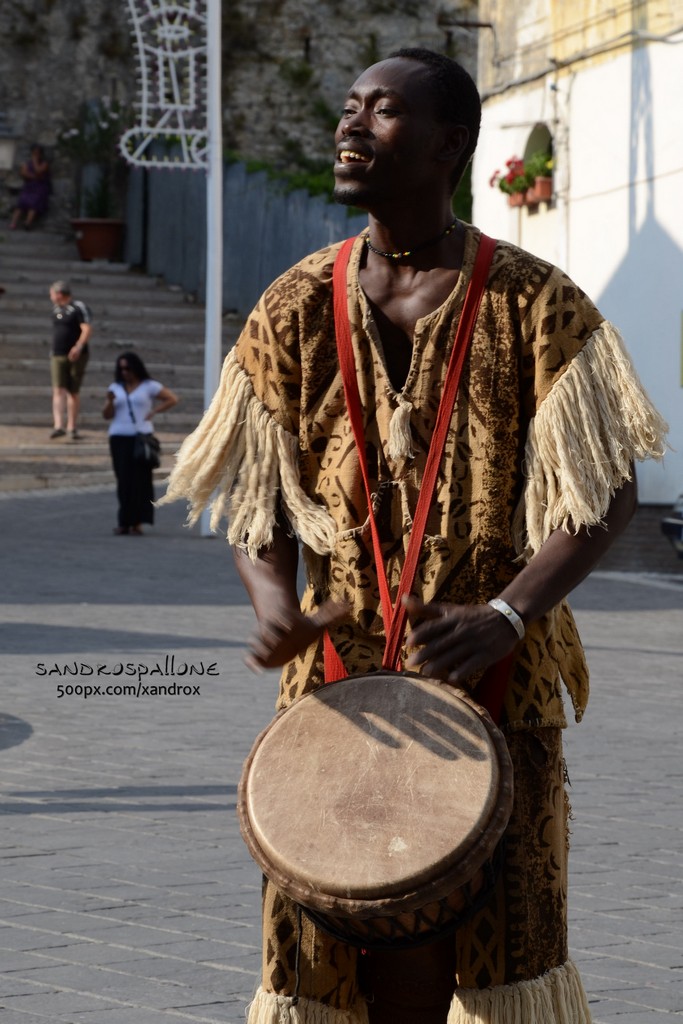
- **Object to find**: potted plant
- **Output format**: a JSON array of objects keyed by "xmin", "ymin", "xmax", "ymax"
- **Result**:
[
  {"xmin": 489, "ymin": 157, "xmax": 532, "ymax": 207},
  {"xmin": 57, "ymin": 98, "xmax": 128, "ymax": 261},
  {"xmin": 524, "ymin": 150, "xmax": 553, "ymax": 203}
]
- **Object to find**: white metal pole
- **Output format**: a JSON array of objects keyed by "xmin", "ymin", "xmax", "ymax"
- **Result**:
[{"xmin": 201, "ymin": 0, "xmax": 223, "ymax": 536}]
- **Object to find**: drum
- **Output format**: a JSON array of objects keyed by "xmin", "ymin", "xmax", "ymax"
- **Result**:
[{"xmin": 238, "ymin": 671, "xmax": 513, "ymax": 950}]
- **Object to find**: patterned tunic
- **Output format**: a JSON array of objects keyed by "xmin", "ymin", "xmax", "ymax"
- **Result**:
[
  {"xmin": 164, "ymin": 223, "xmax": 666, "ymax": 731},
  {"xmin": 162, "ymin": 224, "xmax": 667, "ymax": 1022}
]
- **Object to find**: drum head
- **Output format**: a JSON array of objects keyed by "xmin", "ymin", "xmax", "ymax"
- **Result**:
[{"xmin": 239, "ymin": 673, "xmax": 513, "ymax": 909}]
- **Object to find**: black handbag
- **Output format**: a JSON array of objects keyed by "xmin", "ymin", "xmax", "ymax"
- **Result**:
[
  {"xmin": 125, "ymin": 391, "xmax": 161, "ymax": 469},
  {"xmin": 132, "ymin": 431, "xmax": 161, "ymax": 468}
]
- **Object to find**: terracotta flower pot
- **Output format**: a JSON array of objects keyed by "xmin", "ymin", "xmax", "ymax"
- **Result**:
[
  {"xmin": 526, "ymin": 187, "xmax": 540, "ymax": 206},
  {"xmin": 534, "ymin": 176, "xmax": 553, "ymax": 201},
  {"xmin": 71, "ymin": 218, "xmax": 125, "ymax": 261},
  {"xmin": 507, "ymin": 192, "xmax": 525, "ymax": 207}
]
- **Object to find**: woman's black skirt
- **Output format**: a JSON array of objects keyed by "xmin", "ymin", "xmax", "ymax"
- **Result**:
[{"xmin": 109, "ymin": 434, "xmax": 155, "ymax": 528}]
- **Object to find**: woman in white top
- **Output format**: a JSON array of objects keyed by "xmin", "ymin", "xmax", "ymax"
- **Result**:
[{"xmin": 103, "ymin": 351, "xmax": 178, "ymax": 535}]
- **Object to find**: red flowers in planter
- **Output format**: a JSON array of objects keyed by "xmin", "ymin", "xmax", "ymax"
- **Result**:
[
  {"xmin": 490, "ymin": 152, "xmax": 553, "ymax": 207},
  {"xmin": 489, "ymin": 157, "xmax": 530, "ymax": 201}
]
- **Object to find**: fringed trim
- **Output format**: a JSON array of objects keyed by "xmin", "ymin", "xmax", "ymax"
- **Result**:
[
  {"xmin": 246, "ymin": 987, "xmax": 369, "ymax": 1024},
  {"xmin": 447, "ymin": 960, "xmax": 592, "ymax": 1024},
  {"xmin": 387, "ymin": 395, "xmax": 415, "ymax": 460},
  {"xmin": 513, "ymin": 321, "xmax": 668, "ymax": 558},
  {"xmin": 159, "ymin": 351, "xmax": 337, "ymax": 559}
]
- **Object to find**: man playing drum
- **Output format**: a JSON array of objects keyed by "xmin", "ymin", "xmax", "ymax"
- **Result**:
[{"xmin": 162, "ymin": 48, "xmax": 667, "ymax": 1024}]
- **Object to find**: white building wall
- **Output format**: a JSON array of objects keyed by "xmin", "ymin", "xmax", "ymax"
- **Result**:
[{"xmin": 472, "ymin": 38, "xmax": 683, "ymax": 504}]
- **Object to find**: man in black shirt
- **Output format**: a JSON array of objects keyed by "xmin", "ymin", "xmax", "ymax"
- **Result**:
[{"xmin": 49, "ymin": 280, "xmax": 92, "ymax": 439}]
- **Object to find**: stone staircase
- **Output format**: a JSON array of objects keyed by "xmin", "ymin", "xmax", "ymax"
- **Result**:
[{"xmin": 0, "ymin": 228, "xmax": 240, "ymax": 492}]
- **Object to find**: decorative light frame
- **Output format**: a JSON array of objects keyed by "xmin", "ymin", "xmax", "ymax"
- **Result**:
[{"xmin": 120, "ymin": 0, "xmax": 208, "ymax": 170}]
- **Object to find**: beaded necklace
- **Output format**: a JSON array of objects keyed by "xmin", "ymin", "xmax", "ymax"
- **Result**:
[{"xmin": 364, "ymin": 219, "xmax": 458, "ymax": 260}]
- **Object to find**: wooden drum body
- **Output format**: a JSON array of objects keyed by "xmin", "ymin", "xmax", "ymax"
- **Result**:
[{"xmin": 238, "ymin": 672, "xmax": 513, "ymax": 949}]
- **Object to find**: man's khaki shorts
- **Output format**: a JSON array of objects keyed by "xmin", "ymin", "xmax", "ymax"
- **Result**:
[{"xmin": 51, "ymin": 349, "xmax": 89, "ymax": 394}]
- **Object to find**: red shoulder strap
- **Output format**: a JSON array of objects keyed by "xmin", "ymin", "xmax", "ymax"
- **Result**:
[
  {"xmin": 382, "ymin": 233, "xmax": 497, "ymax": 670},
  {"xmin": 333, "ymin": 238, "xmax": 395, "ymax": 634},
  {"xmin": 326, "ymin": 233, "xmax": 510, "ymax": 721}
]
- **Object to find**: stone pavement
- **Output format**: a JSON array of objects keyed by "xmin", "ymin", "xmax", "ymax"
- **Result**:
[{"xmin": 0, "ymin": 485, "xmax": 682, "ymax": 1023}]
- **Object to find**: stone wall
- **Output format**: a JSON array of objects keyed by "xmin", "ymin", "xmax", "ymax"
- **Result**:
[
  {"xmin": 219, "ymin": 0, "xmax": 479, "ymax": 171},
  {"xmin": 0, "ymin": 0, "xmax": 135, "ymax": 227},
  {"xmin": 0, "ymin": 0, "xmax": 479, "ymax": 228}
]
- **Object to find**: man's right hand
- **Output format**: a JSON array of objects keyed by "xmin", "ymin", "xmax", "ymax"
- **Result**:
[
  {"xmin": 246, "ymin": 599, "xmax": 349, "ymax": 671},
  {"xmin": 233, "ymin": 523, "xmax": 348, "ymax": 672}
]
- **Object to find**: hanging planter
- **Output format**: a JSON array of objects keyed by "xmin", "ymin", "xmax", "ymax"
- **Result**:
[
  {"xmin": 490, "ymin": 156, "xmax": 532, "ymax": 208},
  {"xmin": 524, "ymin": 151, "xmax": 554, "ymax": 203},
  {"xmin": 533, "ymin": 175, "xmax": 553, "ymax": 201}
]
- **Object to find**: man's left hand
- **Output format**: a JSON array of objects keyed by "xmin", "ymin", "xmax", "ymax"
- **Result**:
[{"xmin": 403, "ymin": 595, "xmax": 518, "ymax": 686}]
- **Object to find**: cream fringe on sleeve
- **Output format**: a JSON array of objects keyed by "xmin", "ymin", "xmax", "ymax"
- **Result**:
[
  {"xmin": 159, "ymin": 351, "xmax": 336, "ymax": 560},
  {"xmin": 513, "ymin": 321, "xmax": 668, "ymax": 558}
]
